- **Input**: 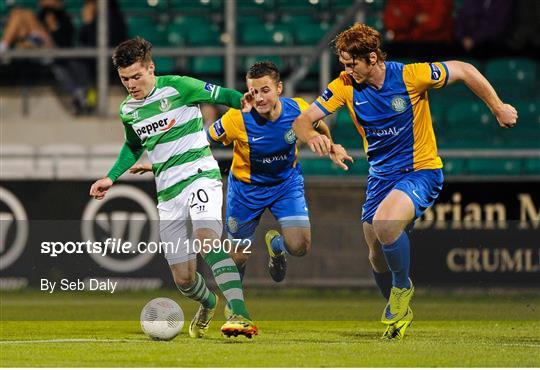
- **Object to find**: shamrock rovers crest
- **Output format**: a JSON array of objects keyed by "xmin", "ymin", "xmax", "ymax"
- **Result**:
[{"xmin": 159, "ymin": 98, "xmax": 171, "ymax": 112}]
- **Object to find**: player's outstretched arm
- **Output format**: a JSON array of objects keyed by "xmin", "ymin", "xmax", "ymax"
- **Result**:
[
  {"xmin": 445, "ymin": 61, "xmax": 518, "ymax": 128},
  {"xmin": 293, "ymin": 104, "xmax": 332, "ymax": 156},
  {"xmin": 129, "ymin": 163, "xmax": 152, "ymax": 175}
]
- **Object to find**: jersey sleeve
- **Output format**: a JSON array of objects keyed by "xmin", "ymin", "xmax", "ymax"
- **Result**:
[
  {"xmin": 293, "ymin": 97, "xmax": 325, "ymax": 130},
  {"xmin": 207, "ymin": 108, "xmax": 243, "ymax": 146},
  {"xmin": 403, "ymin": 62, "xmax": 449, "ymax": 94},
  {"xmin": 170, "ymin": 76, "xmax": 243, "ymax": 108},
  {"xmin": 106, "ymin": 121, "xmax": 144, "ymax": 182},
  {"xmin": 314, "ymin": 73, "xmax": 351, "ymax": 116}
]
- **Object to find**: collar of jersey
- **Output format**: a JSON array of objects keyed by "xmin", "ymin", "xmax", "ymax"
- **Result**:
[{"xmin": 145, "ymin": 84, "xmax": 158, "ymax": 99}]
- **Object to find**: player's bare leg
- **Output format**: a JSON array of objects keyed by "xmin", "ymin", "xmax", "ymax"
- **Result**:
[
  {"xmin": 363, "ymin": 222, "xmax": 392, "ymax": 299},
  {"xmin": 373, "ymin": 190, "xmax": 416, "ymax": 339},
  {"xmin": 266, "ymin": 227, "xmax": 311, "ymax": 282}
]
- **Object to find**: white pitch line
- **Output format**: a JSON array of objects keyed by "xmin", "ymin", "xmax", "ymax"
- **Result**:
[
  {"xmin": 496, "ymin": 343, "xmax": 540, "ymax": 348},
  {"xmin": 0, "ymin": 338, "xmax": 149, "ymax": 344}
]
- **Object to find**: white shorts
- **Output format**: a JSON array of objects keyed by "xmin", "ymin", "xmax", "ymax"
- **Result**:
[{"xmin": 157, "ymin": 177, "xmax": 223, "ymax": 265}]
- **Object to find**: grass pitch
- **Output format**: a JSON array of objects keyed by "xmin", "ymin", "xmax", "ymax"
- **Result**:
[{"xmin": 1, "ymin": 289, "xmax": 539, "ymax": 367}]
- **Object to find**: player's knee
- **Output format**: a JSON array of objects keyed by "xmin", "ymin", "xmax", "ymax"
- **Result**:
[
  {"xmin": 286, "ymin": 236, "xmax": 311, "ymax": 257},
  {"xmin": 372, "ymin": 220, "xmax": 401, "ymax": 245}
]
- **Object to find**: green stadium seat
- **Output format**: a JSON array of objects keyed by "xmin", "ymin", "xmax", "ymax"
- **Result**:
[
  {"xmin": 171, "ymin": 16, "xmax": 222, "ymax": 44},
  {"xmin": 437, "ymin": 135, "xmax": 495, "ymax": 149},
  {"xmin": 153, "ymin": 57, "xmax": 176, "ymax": 74},
  {"xmin": 186, "ymin": 25, "xmax": 222, "ymax": 46},
  {"xmin": 240, "ymin": 23, "xmax": 293, "ymax": 46},
  {"xmin": 365, "ymin": 0, "xmax": 386, "ymax": 12},
  {"xmin": 442, "ymin": 158, "xmax": 466, "ymax": 175},
  {"xmin": 64, "ymin": 0, "xmax": 84, "ymax": 13},
  {"xmin": 524, "ymin": 158, "xmax": 540, "ymax": 175},
  {"xmin": 166, "ymin": 24, "xmax": 186, "ymax": 46},
  {"xmin": 119, "ymin": 0, "xmax": 162, "ymax": 12},
  {"xmin": 485, "ymin": 58, "xmax": 537, "ymax": 98},
  {"xmin": 237, "ymin": 0, "xmax": 276, "ymax": 12},
  {"xmin": 494, "ymin": 100, "xmax": 540, "ymax": 148},
  {"xmin": 294, "ymin": 22, "xmax": 331, "ymax": 45},
  {"xmin": 333, "ymin": 109, "xmax": 364, "ymax": 150},
  {"xmin": 514, "ymin": 100, "xmax": 540, "ymax": 129},
  {"xmin": 128, "ymin": 16, "xmax": 169, "ymax": 46},
  {"xmin": 364, "ymin": 13, "xmax": 384, "ymax": 31},
  {"xmin": 331, "ymin": 0, "xmax": 356, "ymax": 11},
  {"xmin": 298, "ymin": 157, "xmax": 367, "ymax": 176},
  {"xmin": 7, "ymin": 0, "xmax": 37, "ymax": 9},
  {"xmin": 191, "ymin": 56, "xmax": 223, "ymax": 75},
  {"xmin": 278, "ymin": 0, "xmax": 326, "ymax": 12},
  {"xmin": 237, "ymin": 15, "xmax": 264, "ymax": 28},
  {"xmin": 429, "ymin": 101, "xmax": 446, "ymax": 130},
  {"xmin": 466, "ymin": 158, "xmax": 522, "ymax": 175},
  {"xmin": 446, "ymin": 101, "xmax": 495, "ymax": 131},
  {"xmin": 169, "ymin": 0, "xmax": 222, "ymax": 12},
  {"xmin": 435, "ymin": 82, "xmax": 477, "ymax": 103},
  {"xmin": 242, "ymin": 55, "xmax": 284, "ymax": 71}
]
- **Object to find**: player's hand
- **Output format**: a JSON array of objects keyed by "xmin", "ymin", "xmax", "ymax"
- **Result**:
[
  {"xmin": 129, "ymin": 164, "xmax": 152, "ymax": 175},
  {"xmin": 494, "ymin": 103, "xmax": 518, "ymax": 128},
  {"xmin": 241, "ymin": 88, "xmax": 255, "ymax": 112},
  {"xmin": 307, "ymin": 134, "xmax": 332, "ymax": 156},
  {"xmin": 89, "ymin": 177, "xmax": 113, "ymax": 200},
  {"xmin": 329, "ymin": 144, "xmax": 354, "ymax": 171}
]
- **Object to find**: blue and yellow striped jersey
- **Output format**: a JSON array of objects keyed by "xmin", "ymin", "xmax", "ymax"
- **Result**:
[
  {"xmin": 208, "ymin": 97, "xmax": 311, "ymax": 185},
  {"xmin": 315, "ymin": 61, "xmax": 449, "ymax": 178}
]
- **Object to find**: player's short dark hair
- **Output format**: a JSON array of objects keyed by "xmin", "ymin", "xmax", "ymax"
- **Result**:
[
  {"xmin": 112, "ymin": 37, "xmax": 153, "ymax": 69},
  {"xmin": 246, "ymin": 61, "xmax": 281, "ymax": 83},
  {"xmin": 334, "ymin": 23, "xmax": 386, "ymax": 63}
]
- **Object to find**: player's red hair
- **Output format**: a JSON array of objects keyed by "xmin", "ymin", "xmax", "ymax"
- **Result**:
[{"xmin": 334, "ymin": 23, "xmax": 386, "ymax": 63}]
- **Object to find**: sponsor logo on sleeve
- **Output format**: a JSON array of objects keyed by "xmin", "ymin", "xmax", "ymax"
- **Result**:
[
  {"xmin": 213, "ymin": 119, "xmax": 225, "ymax": 137},
  {"xmin": 321, "ymin": 88, "xmax": 334, "ymax": 102},
  {"xmin": 204, "ymin": 82, "xmax": 216, "ymax": 94},
  {"xmin": 430, "ymin": 63, "xmax": 441, "ymax": 81}
]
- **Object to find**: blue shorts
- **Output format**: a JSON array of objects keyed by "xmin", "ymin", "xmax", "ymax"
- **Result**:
[
  {"xmin": 226, "ymin": 171, "xmax": 310, "ymax": 239},
  {"xmin": 361, "ymin": 169, "xmax": 444, "ymax": 223}
]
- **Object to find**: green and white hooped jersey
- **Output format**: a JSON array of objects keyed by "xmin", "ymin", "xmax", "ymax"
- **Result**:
[{"xmin": 119, "ymin": 76, "xmax": 224, "ymax": 204}]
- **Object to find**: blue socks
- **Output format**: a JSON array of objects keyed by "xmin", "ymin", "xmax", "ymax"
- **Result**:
[
  {"xmin": 372, "ymin": 270, "xmax": 393, "ymax": 299},
  {"xmin": 381, "ymin": 232, "xmax": 411, "ymax": 289},
  {"xmin": 270, "ymin": 235, "xmax": 289, "ymax": 255}
]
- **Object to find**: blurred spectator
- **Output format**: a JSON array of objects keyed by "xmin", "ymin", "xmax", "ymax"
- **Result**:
[
  {"xmin": 0, "ymin": 0, "xmax": 92, "ymax": 115},
  {"xmin": 78, "ymin": 0, "xmax": 128, "ymax": 48},
  {"xmin": 0, "ymin": 3, "xmax": 54, "ymax": 52},
  {"xmin": 455, "ymin": 0, "xmax": 513, "ymax": 58},
  {"xmin": 77, "ymin": 0, "xmax": 128, "ymax": 112},
  {"xmin": 383, "ymin": 0, "xmax": 454, "ymax": 60},
  {"xmin": 504, "ymin": 0, "xmax": 540, "ymax": 58}
]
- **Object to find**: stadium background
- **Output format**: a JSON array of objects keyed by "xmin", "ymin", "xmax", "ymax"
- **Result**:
[{"xmin": 0, "ymin": 0, "xmax": 538, "ymax": 292}]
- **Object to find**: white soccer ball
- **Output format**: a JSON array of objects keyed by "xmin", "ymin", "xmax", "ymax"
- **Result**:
[{"xmin": 140, "ymin": 298, "xmax": 184, "ymax": 341}]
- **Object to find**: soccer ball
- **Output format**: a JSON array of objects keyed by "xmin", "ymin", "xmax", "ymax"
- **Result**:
[{"xmin": 140, "ymin": 298, "xmax": 184, "ymax": 341}]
